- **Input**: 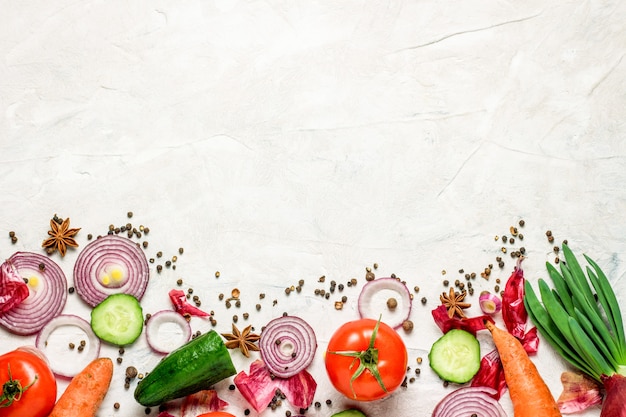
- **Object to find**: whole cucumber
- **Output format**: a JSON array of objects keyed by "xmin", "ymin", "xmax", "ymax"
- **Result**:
[{"xmin": 134, "ymin": 330, "xmax": 236, "ymax": 406}]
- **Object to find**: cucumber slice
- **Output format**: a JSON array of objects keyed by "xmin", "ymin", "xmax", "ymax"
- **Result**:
[
  {"xmin": 331, "ymin": 410, "xmax": 367, "ymax": 417},
  {"xmin": 91, "ymin": 293, "xmax": 143, "ymax": 346},
  {"xmin": 428, "ymin": 329, "xmax": 480, "ymax": 383}
]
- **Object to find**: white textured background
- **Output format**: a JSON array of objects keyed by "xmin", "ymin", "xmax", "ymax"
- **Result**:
[{"xmin": 1, "ymin": 1, "xmax": 625, "ymax": 416}]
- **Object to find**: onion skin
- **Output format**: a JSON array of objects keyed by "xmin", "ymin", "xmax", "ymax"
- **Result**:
[{"xmin": 600, "ymin": 374, "xmax": 626, "ymax": 417}]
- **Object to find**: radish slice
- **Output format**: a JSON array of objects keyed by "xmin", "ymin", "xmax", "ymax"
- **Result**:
[
  {"xmin": 146, "ymin": 310, "xmax": 192, "ymax": 354},
  {"xmin": 0, "ymin": 252, "xmax": 68, "ymax": 335},
  {"xmin": 73, "ymin": 235, "xmax": 150, "ymax": 307},
  {"xmin": 259, "ymin": 316, "xmax": 317, "ymax": 379},
  {"xmin": 35, "ymin": 314, "xmax": 101, "ymax": 379},
  {"xmin": 432, "ymin": 386, "xmax": 508, "ymax": 417},
  {"xmin": 358, "ymin": 277, "xmax": 412, "ymax": 330}
]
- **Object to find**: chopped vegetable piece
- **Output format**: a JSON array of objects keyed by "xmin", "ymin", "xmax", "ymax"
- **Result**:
[
  {"xmin": 479, "ymin": 292, "xmax": 502, "ymax": 315},
  {"xmin": 48, "ymin": 357, "xmax": 113, "ymax": 417},
  {"xmin": 556, "ymin": 371, "xmax": 602, "ymax": 414},
  {"xmin": 431, "ymin": 386, "xmax": 507, "ymax": 417},
  {"xmin": 331, "ymin": 410, "xmax": 367, "ymax": 417},
  {"xmin": 0, "ymin": 259, "xmax": 28, "ymax": 314},
  {"xmin": 134, "ymin": 330, "xmax": 236, "ymax": 407},
  {"xmin": 180, "ymin": 390, "xmax": 229, "ymax": 417},
  {"xmin": 90, "ymin": 293, "xmax": 143, "ymax": 346},
  {"xmin": 485, "ymin": 321, "xmax": 561, "ymax": 416},
  {"xmin": 431, "ymin": 304, "xmax": 493, "ymax": 336},
  {"xmin": 145, "ymin": 310, "xmax": 192, "ymax": 354},
  {"xmin": 429, "ymin": 329, "xmax": 481, "ymax": 383},
  {"xmin": 169, "ymin": 289, "xmax": 209, "ymax": 317},
  {"xmin": 358, "ymin": 277, "xmax": 412, "ymax": 329}
]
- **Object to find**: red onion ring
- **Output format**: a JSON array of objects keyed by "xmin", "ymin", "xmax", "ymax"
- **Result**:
[
  {"xmin": 0, "ymin": 252, "xmax": 67, "ymax": 335},
  {"xmin": 432, "ymin": 386, "xmax": 508, "ymax": 417},
  {"xmin": 259, "ymin": 315, "xmax": 317, "ymax": 378},
  {"xmin": 145, "ymin": 310, "xmax": 192, "ymax": 354},
  {"xmin": 73, "ymin": 235, "xmax": 149, "ymax": 307},
  {"xmin": 35, "ymin": 314, "xmax": 101, "ymax": 379},
  {"xmin": 358, "ymin": 277, "xmax": 412, "ymax": 329}
]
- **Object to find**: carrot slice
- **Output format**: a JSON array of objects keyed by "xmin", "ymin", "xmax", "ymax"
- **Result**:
[
  {"xmin": 485, "ymin": 321, "xmax": 561, "ymax": 416},
  {"xmin": 48, "ymin": 357, "xmax": 113, "ymax": 417}
]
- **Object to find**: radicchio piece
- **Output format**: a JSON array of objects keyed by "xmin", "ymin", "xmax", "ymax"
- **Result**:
[
  {"xmin": 181, "ymin": 390, "xmax": 229, "ymax": 416},
  {"xmin": 431, "ymin": 304, "xmax": 493, "ymax": 336},
  {"xmin": 168, "ymin": 289, "xmax": 209, "ymax": 317},
  {"xmin": 0, "ymin": 260, "xmax": 28, "ymax": 314},
  {"xmin": 470, "ymin": 349, "xmax": 507, "ymax": 399},
  {"xmin": 156, "ymin": 413, "xmax": 176, "ymax": 417},
  {"xmin": 234, "ymin": 359, "xmax": 317, "ymax": 412},
  {"xmin": 556, "ymin": 371, "xmax": 602, "ymax": 414}
]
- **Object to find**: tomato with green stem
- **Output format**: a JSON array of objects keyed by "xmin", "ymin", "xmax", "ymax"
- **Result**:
[
  {"xmin": 0, "ymin": 347, "xmax": 56, "ymax": 417},
  {"xmin": 325, "ymin": 318, "xmax": 408, "ymax": 401}
]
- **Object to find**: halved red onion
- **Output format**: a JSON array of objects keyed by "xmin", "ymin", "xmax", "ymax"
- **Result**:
[
  {"xmin": 0, "ymin": 252, "xmax": 67, "ymax": 335},
  {"xmin": 73, "ymin": 235, "xmax": 149, "ymax": 307},
  {"xmin": 35, "ymin": 314, "xmax": 101, "ymax": 378},
  {"xmin": 432, "ymin": 386, "xmax": 508, "ymax": 417},
  {"xmin": 259, "ymin": 315, "xmax": 317, "ymax": 379},
  {"xmin": 358, "ymin": 277, "xmax": 412, "ymax": 329},
  {"xmin": 479, "ymin": 291, "xmax": 502, "ymax": 315},
  {"xmin": 145, "ymin": 310, "xmax": 192, "ymax": 354}
]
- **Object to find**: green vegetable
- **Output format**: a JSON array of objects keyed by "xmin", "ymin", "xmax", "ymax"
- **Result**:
[
  {"xmin": 331, "ymin": 410, "xmax": 367, "ymax": 417},
  {"xmin": 428, "ymin": 329, "xmax": 481, "ymax": 383},
  {"xmin": 90, "ymin": 293, "xmax": 143, "ymax": 345},
  {"xmin": 524, "ymin": 244, "xmax": 626, "ymax": 382},
  {"xmin": 134, "ymin": 330, "xmax": 236, "ymax": 406}
]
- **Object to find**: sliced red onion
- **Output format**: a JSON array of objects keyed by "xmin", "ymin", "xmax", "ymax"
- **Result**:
[
  {"xmin": 0, "ymin": 252, "xmax": 67, "ymax": 335},
  {"xmin": 73, "ymin": 235, "xmax": 149, "ymax": 307},
  {"xmin": 145, "ymin": 310, "xmax": 192, "ymax": 354},
  {"xmin": 259, "ymin": 315, "xmax": 317, "ymax": 378},
  {"xmin": 479, "ymin": 291, "xmax": 502, "ymax": 315},
  {"xmin": 35, "ymin": 314, "xmax": 101, "ymax": 379},
  {"xmin": 432, "ymin": 386, "xmax": 508, "ymax": 417},
  {"xmin": 358, "ymin": 277, "xmax": 412, "ymax": 329}
]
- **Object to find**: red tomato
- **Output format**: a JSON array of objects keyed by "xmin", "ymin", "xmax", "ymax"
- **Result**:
[
  {"xmin": 325, "ymin": 318, "xmax": 407, "ymax": 401},
  {"xmin": 0, "ymin": 347, "xmax": 56, "ymax": 417},
  {"xmin": 196, "ymin": 413, "xmax": 236, "ymax": 417}
]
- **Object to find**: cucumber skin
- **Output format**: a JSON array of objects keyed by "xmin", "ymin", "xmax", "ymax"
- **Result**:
[
  {"xmin": 134, "ymin": 330, "xmax": 236, "ymax": 406},
  {"xmin": 331, "ymin": 410, "xmax": 367, "ymax": 417}
]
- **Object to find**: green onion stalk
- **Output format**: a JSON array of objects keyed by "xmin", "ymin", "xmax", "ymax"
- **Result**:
[{"xmin": 524, "ymin": 244, "xmax": 626, "ymax": 417}]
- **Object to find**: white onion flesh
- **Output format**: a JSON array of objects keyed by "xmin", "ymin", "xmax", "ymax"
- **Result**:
[
  {"xmin": 0, "ymin": 252, "xmax": 67, "ymax": 335},
  {"xmin": 73, "ymin": 235, "xmax": 150, "ymax": 307},
  {"xmin": 35, "ymin": 314, "xmax": 101, "ymax": 379},
  {"xmin": 358, "ymin": 277, "xmax": 412, "ymax": 329},
  {"xmin": 260, "ymin": 315, "xmax": 317, "ymax": 378},
  {"xmin": 145, "ymin": 310, "xmax": 192, "ymax": 354},
  {"xmin": 432, "ymin": 386, "xmax": 508, "ymax": 417}
]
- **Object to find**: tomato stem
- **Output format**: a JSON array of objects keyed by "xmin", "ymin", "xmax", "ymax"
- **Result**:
[
  {"xmin": 327, "ymin": 316, "xmax": 389, "ymax": 398},
  {"xmin": 0, "ymin": 364, "xmax": 38, "ymax": 408}
]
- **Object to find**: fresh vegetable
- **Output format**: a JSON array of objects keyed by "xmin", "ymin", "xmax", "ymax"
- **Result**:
[
  {"xmin": 156, "ymin": 390, "xmax": 228, "ymax": 417},
  {"xmin": 432, "ymin": 304, "xmax": 493, "ymax": 335},
  {"xmin": 358, "ymin": 277, "xmax": 412, "ymax": 330},
  {"xmin": 196, "ymin": 412, "xmax": 236, "ymax": 417},
  {"xmin": 233, "ymin": 359, "xmax": 316, "ymax": 412},
  {"xmin": 0, "ymin": 347, "xmax": 56, "ymax": 417},
  {"xmin": 331, "ymin": 409, "xmax": 367, "ymax": 417},
  {"xmin": 134, "ymin": 330, "xmax": 236, "ymax": 407},
  {"xmin": 145, "ymin": 310, "xmax": 192, "ymax": 354},
  {"xmin": 0, "ymin": 260, "xmax": 28, "ymax": 314},
  {"xmin": 259, "ymin": 315, "xmax": 317, "ymax": 378},
  {"xmin": 429, "ymin": 329, "xmax": 481, "ymax": 384},
  {"xmin": 484, "ymin": 320, "xmax": 561, "ymax": 416},
  {"xmin": 90, "ymin": 293, "xmax": 143, "ymax": 345},
  {"xmin": 325, "ymin": 317, "xmax": 407, "ymax": 401},
  {"xmin": 524, "ymin": 244, "xmax": 626, "ymax": 416},
  {"xmin": 556, "ymin": 371, "xmax": 602, "ymax": 413},
  {"xmin": 431, "ymin": 386, "xmax": 507, "ymax": 417},
  {"xmin": 480, "ymin": 291, "xmax": 503, "ymax": 315},
  {"xmin": 0, "ymin": 252, "xmax": 67, "ymax": 335},
  {"xmin": 73, "ymin": 235, "xmax": 150, "ymax": 307},
  {"xmin": 169, "ymin": 289, "xmax": 210, "ymax": 317},
  {"xmin": 35, "ymin": 314, "xmax": 101, "ymax": 378},
  {"xmin": 48, "ymin": 357, "xmax": 113, "ymax": 417}
]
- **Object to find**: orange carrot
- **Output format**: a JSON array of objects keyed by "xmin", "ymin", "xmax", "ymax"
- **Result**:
[
  {"xmin": 485, "ymin": 321, "xmax": 562, "ymax": 416},
  {"xmin": 48, "ymin": 357, "xmax": 113, "ymax": 417}
]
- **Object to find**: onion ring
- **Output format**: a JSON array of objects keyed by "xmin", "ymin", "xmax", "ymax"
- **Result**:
[
  {"xmin": 0, "ymin": 252, "xmax": 67, "ymax": 335},
  {"xmin": 73, "ymin": 235, "xmax": 150, "ymax": 307},
  {"xmin": 432, "ymin": 386, "xmax": 508, "ymax": 417},
  {"xmin": 35, "ymin": 314, "xmax": 101, "ymax": 379},
  {"xmin": 358, "ymin": 277, "xmax": 412, "ymax": 330},
  {"xmin": 259, "ymin": 315, "xmax": 317, "ymax": 378},
  {"xmin": 145, "ymin": 310, "xmax": 192, "ymax": 354}
]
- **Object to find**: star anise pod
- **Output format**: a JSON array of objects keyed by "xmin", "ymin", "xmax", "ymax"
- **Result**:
[
  {"xmin": 440, "ymin": 287, "xmax": 471, "ymax": 318},
  {"xmin": 221, "ymin": 324, "xmax": 260, "ymax": 357},
  {"xmin": 42, "ymin": 217, "xmax": 80, "ymax": 257}
]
